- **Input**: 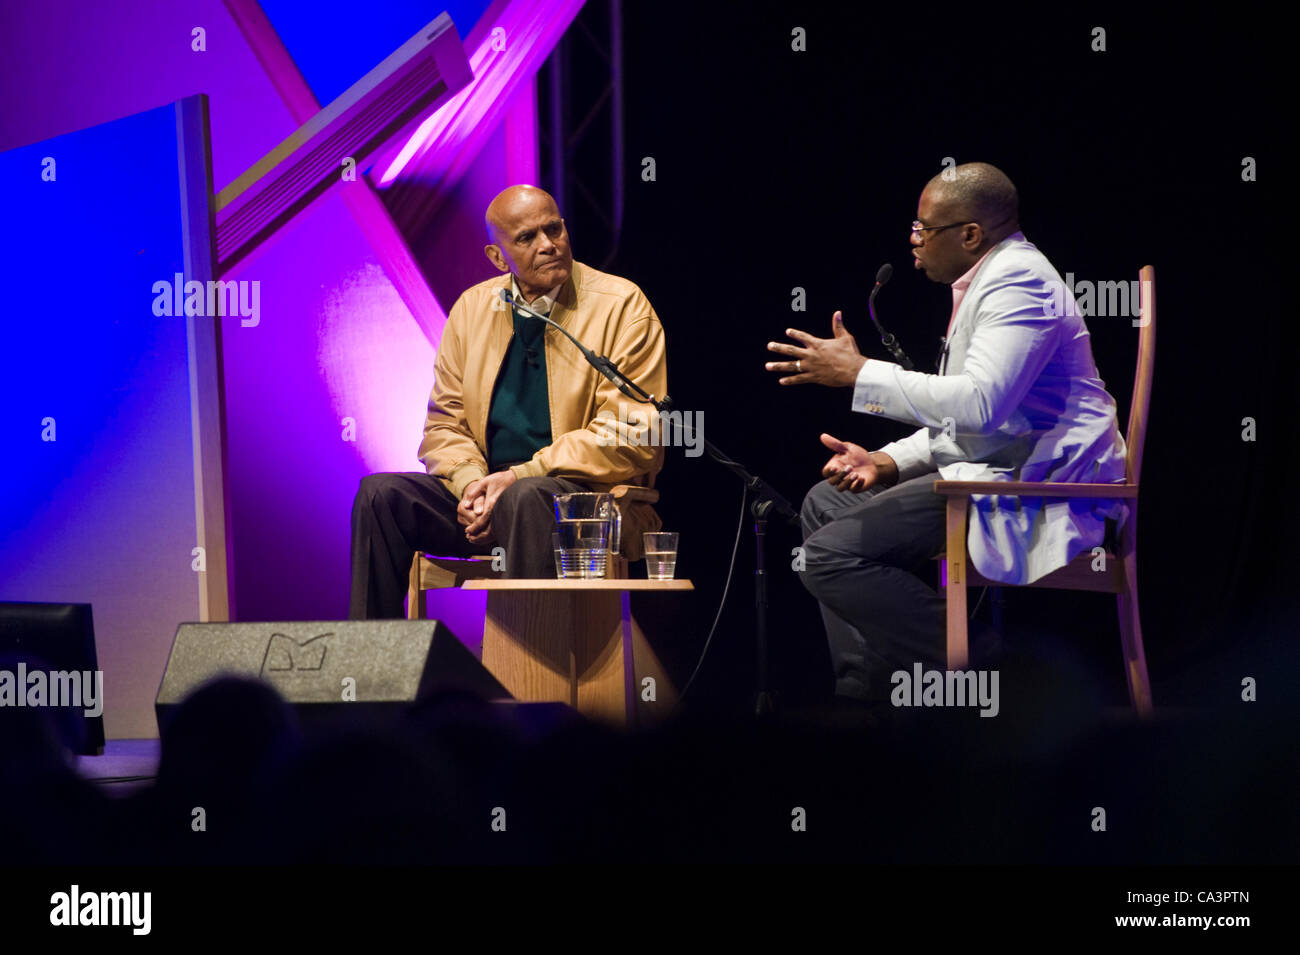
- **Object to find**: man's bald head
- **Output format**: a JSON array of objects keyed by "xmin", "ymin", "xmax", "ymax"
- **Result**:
[
  {"xmin": 924, "ymin": 163, "xmax": 1019, "ymax": 238},
  {"xmin": 484, "ymin": 184, "xmax": 559, "ymax": 244},
  {"xmin": 482, "ymin": 184, "xmax": 573, "ymax": 301}
]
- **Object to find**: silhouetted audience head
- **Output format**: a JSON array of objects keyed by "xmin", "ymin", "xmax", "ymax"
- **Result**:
[
  {"xmin": 0, "ymin": 680, "xmax": 109, "ymax": 863},
  {"xmin": 157, "ymin": 676, "xmax": 299, "ymax": 788}
]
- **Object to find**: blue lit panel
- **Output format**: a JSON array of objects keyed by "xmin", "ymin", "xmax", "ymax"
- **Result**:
[{"xmin": 260, "ymin": 0, "xmax": 493, "ymax": 106}]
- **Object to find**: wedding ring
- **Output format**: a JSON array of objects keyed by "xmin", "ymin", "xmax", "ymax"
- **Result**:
[{"xmin": 796, "ymin": 360, "xmax": 803, "ymax": 372}]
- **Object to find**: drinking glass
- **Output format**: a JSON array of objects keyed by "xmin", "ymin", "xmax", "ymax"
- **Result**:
[
  {"xmin": 552, "ymin": 492, "xmax": 615, "ymax": 579},
  {"xmin": 642, "ymin": 531, "xmax": 679, "ymax": 580}
]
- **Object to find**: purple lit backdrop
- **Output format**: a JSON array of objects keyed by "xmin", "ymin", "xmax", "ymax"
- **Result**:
[{"xmin": 0, "ymin": 0, "xmax": 575, "ymax": 735}]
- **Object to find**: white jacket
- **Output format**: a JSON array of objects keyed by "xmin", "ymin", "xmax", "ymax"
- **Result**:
[{"xmin": 852, "ymin": 232, "xmax": 1128, "ymax": 585}]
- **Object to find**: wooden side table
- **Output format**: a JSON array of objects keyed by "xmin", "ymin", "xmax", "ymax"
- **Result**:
[{"xmin": 461, "ymin": 579, "xmax": 693, "ymax": 728}]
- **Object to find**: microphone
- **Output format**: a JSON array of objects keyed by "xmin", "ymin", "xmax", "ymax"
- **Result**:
[
  {"xmin": 866, "ymin": 262, "xmax": 914, "ymax": 370},
  {"xmin": 501, "ymin": 291, "xmax": 798, "ymax": 526},
  {"xmin": 500, "ymin": 288, "xmax": 652, "ymax": 406}
]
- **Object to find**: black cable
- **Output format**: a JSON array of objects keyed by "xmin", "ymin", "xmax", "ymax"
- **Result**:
[{"xmin": 675, "ymin": 480, "xmax": 747, "ymax": 705}]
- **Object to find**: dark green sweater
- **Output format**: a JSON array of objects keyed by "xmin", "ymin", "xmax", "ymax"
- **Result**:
[{"xmin": 486, "ymin": 307, "xmax": 552, "ymax": 470}]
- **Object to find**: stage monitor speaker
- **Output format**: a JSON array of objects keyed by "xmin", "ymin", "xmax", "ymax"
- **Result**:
[
  {"xmin": 155, "ymin": 620, "xmax": 511, "ymax": 732},
  {"xmin": 0, "ymin": 601, "xmax": 106, "ymax": 756}
]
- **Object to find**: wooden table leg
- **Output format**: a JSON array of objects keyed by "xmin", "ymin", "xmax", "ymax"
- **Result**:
[
  {"xmin": 480, "ymin": 589, "xmax": 678, "ymax": 728},
  {"xmin": 481, "ymin": 590, "xmax": 626, "ymax": 725}
]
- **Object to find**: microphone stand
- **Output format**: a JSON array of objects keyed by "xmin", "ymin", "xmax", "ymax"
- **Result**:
[
  {"xmin": 503, "ymin": 289, "xmax": 796, "ymax": 718},
  {"xmin": 868, "ymin": 276, "xmax": 914, "ymax": 370}
]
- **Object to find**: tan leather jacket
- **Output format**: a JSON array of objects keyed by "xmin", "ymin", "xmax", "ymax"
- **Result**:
[{"xmin": 418, "ymin": 261, "xmax": 668, "ymax": 504}]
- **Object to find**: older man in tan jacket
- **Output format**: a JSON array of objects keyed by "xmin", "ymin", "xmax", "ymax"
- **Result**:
[{"xmin": 350, "ymin": 185, "xmax": 667, "ymax": 618}]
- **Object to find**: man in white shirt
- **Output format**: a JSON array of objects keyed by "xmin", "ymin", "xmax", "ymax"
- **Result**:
[{"xmin": 764, "ymin": 162, "xmax": 1127, "ymax": 707}]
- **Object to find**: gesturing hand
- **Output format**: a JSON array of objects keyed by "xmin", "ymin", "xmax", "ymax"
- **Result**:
[
  {"xmin": 819, "ymin": 432, "xmax": 879, "ymax": 493},
  {"xmin": 766, "ymin": 311, "xmax": 867, "ymax": 387}
]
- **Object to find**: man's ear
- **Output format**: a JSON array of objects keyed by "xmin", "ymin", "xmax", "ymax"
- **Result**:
[{"xmin": 484, "ymin": 244, "xmax": 509, "ymax": 273}]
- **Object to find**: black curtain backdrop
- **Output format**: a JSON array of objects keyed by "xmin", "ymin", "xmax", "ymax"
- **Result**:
[{"xmin": 593, "ymin": 2, "xmax": 1294, "ymax": 715}]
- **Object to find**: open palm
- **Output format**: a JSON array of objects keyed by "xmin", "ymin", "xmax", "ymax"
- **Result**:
[{"xmin": 820, "ymin": 432, "xmax": 878, "ymax": 493}]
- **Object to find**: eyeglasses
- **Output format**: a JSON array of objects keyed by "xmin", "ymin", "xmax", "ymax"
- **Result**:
[
  {"xmin": 911, "ymin": 219, "xmax": 972, "ymax": 237},
  {"xmin": 911, "ymin": 215, "xmax": 1015, "ymax": 239}
]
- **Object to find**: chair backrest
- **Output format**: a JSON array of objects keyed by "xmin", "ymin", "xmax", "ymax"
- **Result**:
[{"xmin": 1124, "ymin": 265, "xmax": 1156, "ymax": 486}]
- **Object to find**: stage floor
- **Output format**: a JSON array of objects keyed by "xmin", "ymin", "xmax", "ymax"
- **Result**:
[{"xmin": 74, "ymin": 739, "xmax": 160, "ymax": 796}]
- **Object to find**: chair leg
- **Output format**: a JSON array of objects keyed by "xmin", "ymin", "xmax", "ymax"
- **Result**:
[
  {"xmin": 1117, "ymin": 555, "xmax": 1153, "ymax": 717},
  {"xmin": 406, "ymin": 554, "xmax": 426, "ymax": 621},
  {"xmin": 944, "ymin": 496, "xmax": 970, "ymax": 669}
]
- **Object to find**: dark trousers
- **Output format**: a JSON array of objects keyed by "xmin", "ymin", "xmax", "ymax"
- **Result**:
[
  {"xmin": 349, "ymin": 473, "xmax": 589, "ymax": 619},
  {"xmin": 799, "ymin": 474, "xmax": 950, "ymax": 703}
]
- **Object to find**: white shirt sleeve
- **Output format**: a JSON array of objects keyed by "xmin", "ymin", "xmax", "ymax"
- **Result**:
[
  {"xmin": 850, "ymin": 278, "xmax": 1060, "ymax": 437},
  {"xmin": 876, "ymin": 426, "xmax": 935, "ymax": 482}
]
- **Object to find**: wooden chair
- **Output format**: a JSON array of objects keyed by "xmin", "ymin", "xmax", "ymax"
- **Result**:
[
  {"xmin": 935, "ymin": 265, "xmax": 1155, "ymax": 716},
  {"xmin": 406, "ymin": 484, "xmax": 660, "ymax": 618}
]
